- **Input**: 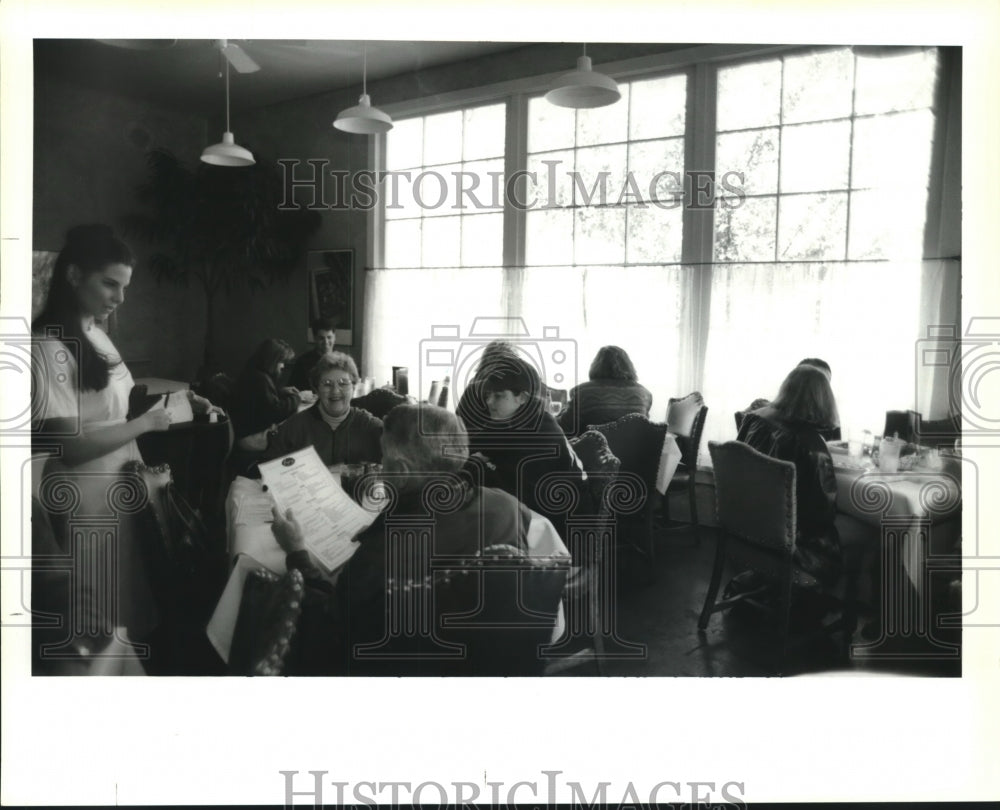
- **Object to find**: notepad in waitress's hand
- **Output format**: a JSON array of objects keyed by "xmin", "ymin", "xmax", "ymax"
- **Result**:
[{"xmin": 258, "ymin": 445, "xmax": 376, "ymax": 572}]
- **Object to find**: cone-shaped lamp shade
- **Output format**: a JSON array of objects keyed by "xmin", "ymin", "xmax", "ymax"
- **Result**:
[
  {"xmin": 201, "ymin": 131, "xmax": 255, "ymax": 166},
  {"xmin": 545, "ymin": 55, "xmax": 621, "ymax": 109},
  {"xmin": 334, "ymin": 93, "xmax": 394, "ymax": 134}
]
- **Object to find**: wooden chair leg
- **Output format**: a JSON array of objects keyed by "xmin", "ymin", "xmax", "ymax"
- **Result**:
[
  {"xmin": 698, "ymin": 534, "xmax": 727, "ymax": 630},
  {"xmin": 687, "ymin": 478, "xmax": 700, "ymax": 544}
]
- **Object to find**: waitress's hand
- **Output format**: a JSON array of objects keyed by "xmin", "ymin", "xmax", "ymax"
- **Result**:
[
  {"xmin": 187, "ymin": 389, "xmax": 225, "ymax": 417},
  {"xmin": 141, "ymin": 409, "xmax": 171, "ymax": 433},
  {"xmin": 271, "ymin": 506, "xmax": 306, "ymax": 554}
]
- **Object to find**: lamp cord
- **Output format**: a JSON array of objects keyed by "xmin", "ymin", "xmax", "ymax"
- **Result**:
[{"xmin": 225, "ymin": 59, "xmax": 231, "ymax": 132}]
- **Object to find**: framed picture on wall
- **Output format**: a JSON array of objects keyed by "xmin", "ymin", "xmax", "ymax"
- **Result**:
[{"xmin": 307, "ymin": 249, "xmax": 353, "ymax": 346}]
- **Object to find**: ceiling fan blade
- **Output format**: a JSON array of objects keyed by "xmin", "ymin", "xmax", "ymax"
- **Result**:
[{"xmin": 221, "ymin": 41, "xmax": 260, "ymax": 73}]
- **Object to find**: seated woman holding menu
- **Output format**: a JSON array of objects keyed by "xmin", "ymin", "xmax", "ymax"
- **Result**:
[
  {"xmin": 262, "ymin": 352, "xmax": 382, "ymax": 466},
  {"xmin": 270, "ymin": 404, "xmax": 570, "ymax": 675}
]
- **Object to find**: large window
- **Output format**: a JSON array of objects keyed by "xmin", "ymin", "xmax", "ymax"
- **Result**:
[{"xmin": 369, "ymin": 45, "xmax": 956, "ymax": 455}]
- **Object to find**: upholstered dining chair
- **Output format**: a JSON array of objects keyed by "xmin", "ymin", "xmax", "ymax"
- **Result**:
[
  {"xmin": 227, "ymin": 566, "xmax": 305, "ymax": 675},
  {"xmin": 543, "ymin": 430, "xmax": 621, "ymax": 675},
  {"xmin": 884, "ymin": 409, "xmax": 921, "ymax": 444},
  {"xmin": 699, "ymin": 440, "xmax": 855, "ymax": 674},
  {"xmin": 589, "ymin": 413, "xmax": 668, "ymax": 574},
  {"xmin": 664, "ymin": 391, "xmax": 709, "ymax": 544},
  {"xmin": 350, "ymin": 387, "xmax": 410, "ymax": 420}
]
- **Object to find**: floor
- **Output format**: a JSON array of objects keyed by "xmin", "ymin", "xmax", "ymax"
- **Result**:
[{"xmin": 142, "ymin": 480, "xmax": 962, "ymax": 678}]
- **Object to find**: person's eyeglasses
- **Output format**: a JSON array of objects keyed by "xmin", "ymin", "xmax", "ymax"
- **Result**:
[{"xmin": 318, "ymin": 379, "xmax": 355, "ymax": 389}]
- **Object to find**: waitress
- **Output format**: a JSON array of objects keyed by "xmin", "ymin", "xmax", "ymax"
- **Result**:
[{"xmin": 31, "ymin": 224, "xmax": 218, "ymax": 652}]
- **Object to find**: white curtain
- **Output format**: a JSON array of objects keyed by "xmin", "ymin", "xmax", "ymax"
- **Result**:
[
  {"xmin": 700, "ymin": 260, "xmax": 958, "ymax": 452},
  {"xmin": 364, "ymin": 264, "xmax": 690, "ymax": 417}
]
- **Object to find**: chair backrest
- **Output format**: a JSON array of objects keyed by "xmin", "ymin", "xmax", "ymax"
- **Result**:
[
  {"xmin": 569, "ymin": 429, "xmax": 622, "ymax": 516},
  {"xmin": 588, "ymin": 413, "xmax": 667, "ymax": 492},
  {"xmin": 351, "ymin": 387, "xmax": 409, "ymax": 420},
  {"xmin": 228, "ymin": 567, "xmax": 305, "ymax": 676},
  {"xmin": 666, "ymin": 391, "xmax": 708, "ymax": 467},
  {"xmin": 884, "ymin": 409, "xmax": 921, "ymax": 443},
  {"xmin": 708, "ymin": 440, "xmax": 796, "ymax": 557}
]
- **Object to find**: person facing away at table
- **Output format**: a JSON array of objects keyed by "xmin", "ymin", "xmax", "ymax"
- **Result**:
[
  {"xmin": 261, "ymin": 351, "xmax": 382, "ymax": 466},
  {"xmin": 742, "ymin": 357, "xmax": 840, "ymax": 441},
  {"xmin": 558, "ymin": 345, "xmax": 653, "ymax": 438},
  {"xmin": 287, "ymin": 317, "xmax": 336, "ymax": 392},
  {"xmin": 270, "ymin": 403, "xmax": 570, "ymax": 675},
  {"xmin": 736, "ymin": 364, "xmax": 842, "ymax": 590},
  {"xmin": 30, "ymin": 224, "xmax": 216, "ymax": 651},
  {"xmin": 462, "ymin": 361, "xmax": 584, "ymax": 546}
]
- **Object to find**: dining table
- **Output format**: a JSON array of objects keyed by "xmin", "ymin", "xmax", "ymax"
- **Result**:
[{"xmin": 829, "ymin": 444, "xmax": 962, "ymax": 657}]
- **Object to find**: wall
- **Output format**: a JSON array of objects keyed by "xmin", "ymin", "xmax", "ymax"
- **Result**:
[{"xmin": 33, "ymin": 76, "xmax": 209, "ymax": 381}]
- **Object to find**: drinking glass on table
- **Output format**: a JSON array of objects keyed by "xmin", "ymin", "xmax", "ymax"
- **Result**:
[{"xmin": 847, "ymin": 429, "xmax": 863, "ymax": 458}]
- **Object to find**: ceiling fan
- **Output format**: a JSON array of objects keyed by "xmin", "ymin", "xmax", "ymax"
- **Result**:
[{"xmin": 95, "ymin": 39, "xmax": 267, "ymax": 73}]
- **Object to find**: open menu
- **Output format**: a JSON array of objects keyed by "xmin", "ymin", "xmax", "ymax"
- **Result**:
[{"xmin": 257, "ymin": 445, "xmax": 376, "ymax": 572}]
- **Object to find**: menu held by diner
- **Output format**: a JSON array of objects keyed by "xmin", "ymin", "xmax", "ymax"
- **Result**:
[{"xmin": 258, "ymin": 445, "xmax": 376, "ymax": 572}]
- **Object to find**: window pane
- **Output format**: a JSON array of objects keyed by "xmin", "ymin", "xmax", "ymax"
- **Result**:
[
  {"xmin": 778, "ymin": 192, "xmax": 848, "ymax": 260},
  {"xmin": 717, "ymin": 59, "xmax": 781, "ymax": 131},
  {"xmin": 385, "ymin": 117, "xmax": 423, "ymax": 171},
  {"xmin": 461, "ymin": 212, "xmax": 504, "ymax": 267},
  {"xmin": 851, "ymin": 110, "xmax": 936, "ymax": 190},
  {"xmin": 576, "ymin": 85, "xmax": 630, "ymax": 147},
  {"xmin": 714, "ymin": 195, "xmax": 777, "ymax": 262},
  {"xmin": 574, "ymin": 206, "xmax": 626, "ymax": 264},
  {"xmin": 417, "ymin": 162, "xmax": 460, "ymax": 218},
  {"xmin": 573, "ymin": 144, "xmax": 627, "ymax": 207},
  {"xmin": 629, "ymin": 74, "xmax": 687, "ymax": 140},
  {"xmin": 854, "ymin": 49, "xmax": 939, "ymax": 116},
  {"xmin": 457, "ymin": 158, "xmax": 504, "ymax": 213},
  {"xmin": 627, "ymin": 204, "xmax": 683, "ymax": 264},
  {"xmin": 463, "ymin": 104, "xmax": 506, "ymax": 161},
  {"xmin": 527, "ymin": 150, "xmax": 574, "ymax": 208},
  {"xmin": 716, "ymin": 128, "xmax": 779, "ymax": 196},
  {"xmin": 528, "ymin": 96, "xmax": 576, "ymax": 153},
  {"xmin": 848, "ymin": 188, "xmax": 929, "ymax": 260},
  {"xmin": 780, "ymin": 120, "xmax": 851, "ymax": 193},
  {"xmin": 628, "ymin": 138, "xmax": 685, "ymax": 203},
  {"xmin": 525, "ymin": 208, "xmax": 574, "ymax": 266},
  {"xmin": 383, "ymin": 219, "xmax": 421, "ymax": 269},
  {"xmin": 422, "ymin": 110, "xmax": 463, "ymax": 166},
  {"xmin": 421, "ymin": 216, "xmax": 461, "ymax": 268},
  {"xmin": 782, "ymin": 49, "xmax": 854, "ymax": 124}
]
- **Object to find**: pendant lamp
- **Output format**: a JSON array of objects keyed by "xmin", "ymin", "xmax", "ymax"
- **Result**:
[
  {"xmin": 334, "ymin": 46, "xmax": 393, "ymax": 134},
  {"xmin": 201, "ymin": 54, "xmax": 255, "ymax": 166},
  {"xmin": 545, "ymin": 44, "xmax": 621, "ymax": 109}
]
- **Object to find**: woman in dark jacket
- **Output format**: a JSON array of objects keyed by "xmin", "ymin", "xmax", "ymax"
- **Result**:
[
  {"xmin": 463, "ymin": 363, "xmax": 583, "ymax": 545},
  {"xmin": 230, "ymin": 338, "xmax": 304, "ymax": 442},
  {"xmin": 736, "ymin": 364, "xmax": 842, "ymax": 587},
  {"xmin": 558, "ymin": 345, "xmax": 653, "ymax": 437}
]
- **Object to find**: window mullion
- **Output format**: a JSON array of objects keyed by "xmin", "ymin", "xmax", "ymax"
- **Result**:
[{"xmin": 681, "ymin": 62, "xmax": 717, "ymax": 395}]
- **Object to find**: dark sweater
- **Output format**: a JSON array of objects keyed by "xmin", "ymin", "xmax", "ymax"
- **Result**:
[
  {"xmin": 737, "ymin": 407, "xmax": 842, "ymax": 586},
  {"xmin": 229, "ymin": 369, "xmax": 299, "ymax": 439},
  {"xmin": 284, "ymin": 483, "xmax": 534, "ymax": 675},
  {"xmin": 262, "ymin": 405, "xmax": 383, "ymax": 466},
  {"xmin": 287, "ymin": 348, "xmax": 324, "ymax": 392},
  {"xmin": 558, "ymin": 378, "xmax": 653, "ymax": 437}
]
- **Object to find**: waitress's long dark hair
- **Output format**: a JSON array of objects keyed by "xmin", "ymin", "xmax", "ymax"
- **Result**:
[{"xmin": 32, "ymin": 225, "xmax": 134, "ymax": 392}]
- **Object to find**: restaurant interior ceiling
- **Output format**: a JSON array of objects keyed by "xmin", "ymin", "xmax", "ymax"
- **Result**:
[{"xmin": 32, "ymin": 39, "xmax": 538, "ymax": 115}]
